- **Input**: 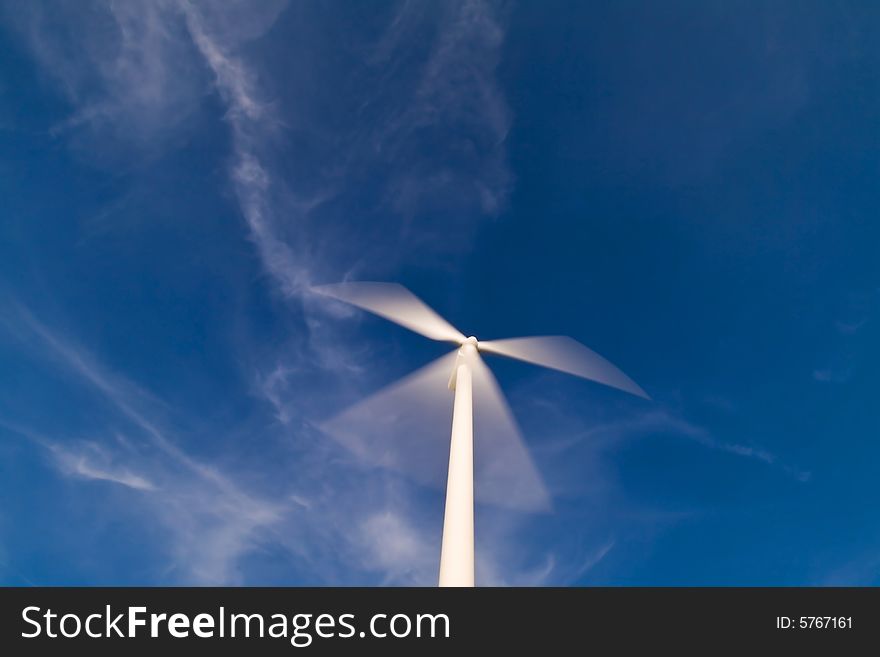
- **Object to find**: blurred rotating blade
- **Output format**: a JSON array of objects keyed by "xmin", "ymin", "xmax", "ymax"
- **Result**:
[
  {"xmin": 318, "ymin": 352, "xmax": 459, "ymax": 491},
  {"xmin": 318, "ymin": 350, "xmax": 551, "ymax": 512},
  {"xmin": 479, "ymin": 335, "xmax": 649, "ymax": 399},
  {"xmin": 313, "ymin": 282, "xmax": 465, "ymax": 344},
  {"xmin": 468, "ymin": 353, "xmax": 551, "ymax": 512}
]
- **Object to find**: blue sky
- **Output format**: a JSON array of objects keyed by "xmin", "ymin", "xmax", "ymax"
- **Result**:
[{"xmin": 1, "ymin": 1, "xmax": 878, "ymax": 586}]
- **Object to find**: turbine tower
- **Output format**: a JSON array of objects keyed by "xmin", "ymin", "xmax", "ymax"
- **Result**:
[{"xmin": 315, "ymin": 282, "xmax": 648, "ymax": 587}]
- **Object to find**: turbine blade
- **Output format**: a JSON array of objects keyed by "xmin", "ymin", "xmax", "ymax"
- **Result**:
[
  {"xmin": 479, "ymin": 335, "xmax": 649, "ymax": 399},
  {"xmin": 469, "ymin": 353, "xmax": 552, "ymax": 513},
  {"xmin": 313, "ymin": 282, "xmax": 465, "ymax": 344},
  {"xmin": 318, "ymin": 350, "xmax": 551, "ymax": 512},
  {"xmin": 318, "ymin": 352, "xmax": 459, "ymax": 491}
]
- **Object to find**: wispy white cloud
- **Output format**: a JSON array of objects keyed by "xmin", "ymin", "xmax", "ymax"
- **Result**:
[
  {"xmin": 0, "ymin": 303, "xmax": 286, "ymax": 584},
  {"xmin": 0, "ymin": 524, "xmax": 36, "ymax": 586},
  {"xmin": 9, "ymin": 0, "xmax": 517, "ymax": 371},
  {"xmin": 372, "ymin": 0, "xmax": 512, "ymax": 220},
  {"xmin": 46, "ymin": 440, "xmax": 157, "ymax": 491},
  {"xmin": 5, "ymin": 1, "xmax": 203, "ymax": 161},
  {"xmin": 358, "ymin": 510, "xmax": 439, "ymax": 586},
  {"xmin": 812, "ymin": 366, "xmax": 853, "ymax": 384},
  {"xmin": 176, "ymin": 0, "xmax": 515, "ymax": 297},
  {"xmin": 573, "ymin": 539, "xmax": 616, "ymax": 580},
  {"xmin": 9, "ymin": 303, "xmax": 245, "ymax": 492},
  {"xmin": 812, "ymin": 288, "xmax": 877, "ymax": 385},
  {"xmin": 818, "ymin": 549, "xmax": 880, "ymax": 586},
  {"xmin": 0, "ymin": 419, "xmax": 155, "ymax": 491},
  {"xmin": 473, "ymin": 527, "xmax": 614, "ymax": 587},
  {"xmin": 569, "ymin": 408, "xmax": 811, "ymax": 482},
  {"xmin": 175, "ymin": 0, "xmax": 322, "ymax": 303},
  {"xmin": 833, "ymin": 318, "xmax": 867, "ymax": 335},
  {"xmin": 259, "ymin": 364, "xmax": 297, "ymax": 426}
]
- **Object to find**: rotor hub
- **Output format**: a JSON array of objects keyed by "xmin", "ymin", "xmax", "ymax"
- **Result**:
[{"xmin": 463, "ymin": 336, "xmax": 479, "ymax": 351}]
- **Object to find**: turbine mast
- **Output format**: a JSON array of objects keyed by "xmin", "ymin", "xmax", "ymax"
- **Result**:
[{"xmin": 438, "ymin": 341, "xmax": 477, "ymax": 586}]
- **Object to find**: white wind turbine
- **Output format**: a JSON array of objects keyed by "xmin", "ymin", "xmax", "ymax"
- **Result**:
[{"xmin": 314, "ymin": 282, "xmax": 648, "ymax": 587}]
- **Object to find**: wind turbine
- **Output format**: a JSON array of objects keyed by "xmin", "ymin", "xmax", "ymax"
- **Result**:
[{"xmin": 314, "ymin": 282, "xmax": 648, "ymax": 587}]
